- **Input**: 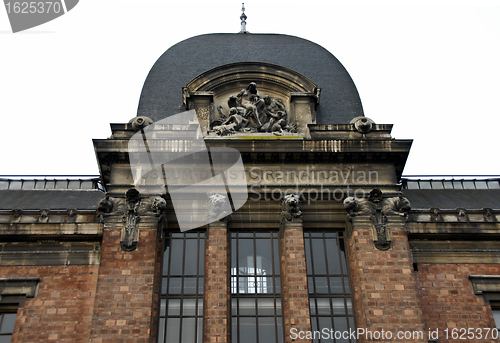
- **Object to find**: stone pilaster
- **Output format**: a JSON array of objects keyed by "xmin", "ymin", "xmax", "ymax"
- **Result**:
[
  {"xmin": 345, "ymin": 215, "xmax": 427, "ymax": 342},
  {"xmin": 280, "ymin": 216, "xmax": 312, "ymax": 343},
  {"xmin": 89, "ymin": 194, "xmax": 165, "ymax": 343},
  {"xmin": 203, "ymin": 220, "xmax": 230, "ymax": 343}
]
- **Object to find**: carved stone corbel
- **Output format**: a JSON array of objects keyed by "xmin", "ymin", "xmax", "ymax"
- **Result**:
[
  {"xmin": 207, "ymin": 193, "xmax": 230, "ymax": 221},
  {"xmin": 121, "ymin": 189, "xmax": 141, "ymax": 251},
  {"xmin": 343, "ymin": 189, "xmax": 411, "ymax": 251},
  {"xmin": 281, "ymin": 193, "xmax": 302, "ymax": 221}
]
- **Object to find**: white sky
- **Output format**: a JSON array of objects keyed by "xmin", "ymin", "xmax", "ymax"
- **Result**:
[{"xmin": 1, "ymin": 0, "xmax": 499, "ymax": 177}]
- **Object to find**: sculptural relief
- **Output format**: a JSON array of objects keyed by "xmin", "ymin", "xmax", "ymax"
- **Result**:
[{"xmin": 210, "ymin": 82, "xmax": 297, "ymax": 136}]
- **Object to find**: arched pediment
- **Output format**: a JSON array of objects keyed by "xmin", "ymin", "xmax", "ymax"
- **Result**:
[
  {"xmin": 183, "ymin": 62, "xmax": 320, "ymax": 139},
  {"xmin": 184, "ymin": 62, "xmax": 318, "ymax": 95}
]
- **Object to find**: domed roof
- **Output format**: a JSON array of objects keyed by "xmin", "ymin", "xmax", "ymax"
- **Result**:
[{"xmin": 137, "ymin": 33, "xmax": 364, "ymax": 124}]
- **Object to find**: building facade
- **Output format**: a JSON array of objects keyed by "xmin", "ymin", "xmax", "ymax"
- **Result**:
[{"xmin": 0, "ymin": 29, "xmax": 500, "ymax": 343}]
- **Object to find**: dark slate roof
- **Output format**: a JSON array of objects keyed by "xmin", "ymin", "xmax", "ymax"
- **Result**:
[
  {"xmin": 0, "ymin": 190, "xmax": 105, "ymax": 211},
  {"xmin": 402, "ymin": 189, "xmax": 500, "ymax": 210},
  {"xmin": 137, "ymin": 33, "xmax": 364, "ymax": 124}
]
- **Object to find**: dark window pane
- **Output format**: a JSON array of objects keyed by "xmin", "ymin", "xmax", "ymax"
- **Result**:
[
  {"xmin": 239, "ymin": 317, "xmax": 257, "ymax": 343},
  {"xmin": 182, "ymin": 318, "xmax": 196, "ymax": 341},
  {"xmin": 274, "ymin": 277, "xmax": 281, "ymax": 294},
  {"xmin": 158, "ymin": 318, "xmax": 165, "ymax": 343},
  {"xmin": 199, "ymin": 238, "xmax": 205, "ymax": 275},
  {"xmin": 168, "ymin": 278, "xmax": 182, "ymax": 294},
  {"xmin": 329, "ymin": 277, "xmax": 343, "ymax": 293},
  {"xmin": 166, "ymin": 318, "xmax": 180, "ymax": 342},
  {"xmin": 316, "ymin": 298, "xmax": 331, "ymax": 315},
  {"xmin": 184, "ymin": 239, "xmax": 198, "ymax": 275},
  {"xmin": 238, "ymin": 298, "xmax": 256, "ymax": 316},
  {"xmin": 197, "ymin": 318, "xmax": 203, "ymax": 343},
  {"xmin": 197, "ymin": 299, "xmax": 203, "ymax": 316},
  {"xmin": 273, "ymin": 238, "xmax": 280, "ymax": 273},
  {"xmin": 315, "ymin": 277, "xmax": 329, "ymax": 293},
  {"xmin": 256, "ymin": 239, "xmax": 272, "ymax": 273},
  {"xmin": 183, "ymin": 299, "xmax": 196, "ymax": 316},
  {"xmin": 163, "ymin": 246, "xmax": 170, "ymax": 275},
  {"xmin": 258, "ymin": 317, "xmax": 276, "ymax": 343},
  {"xmin": 308, "ymin": 277, "xmax": 314, "ymax": 293},
  {"xmin": 169, "ymin": 240, "xmax": 184, "ymax": 275},
  {"xmin": 168, "ymin": 299, "xmax": 180, "ymax": 316},
  {"xmin": 334, "ymin": 316, "xmax": 348, "ymax": 335},
  {"xmin": 0, "ymin": 313, "xmax": 15, "ymax": 333},
  {"xmin": 318, "ymin": 317, "xmax": 334, "ymax": 343},
  {"xmin": 231, "ymin": 298, "xmax": 238, "ymax": 316},
  {"xmin": 257, "ymin": 298, "xmax": 275, "ymax": 316},
  {"xmin": 310, "ymin": 299, "xmax": 316, "ymax": 315},
  {"xmin": 277, "ymin": 317, "xmax": 283, "ymax": 343},
  {"xmin": 231, "ymin": 239, "xmax": 237, "ymax": 273},
  {"xmin": 325, "ymin": 238, "xmax": 341, "ymax": 274},
  {"xmin": 344, "ymin": 277, "xmax": 350, "ymax": 293},
  {"xmin": 346, "ymin": 298, "xmax": 353, "ymax": 315},
  {"xmin": 311, "ymin": 239, "xmax": 327, "ymax": 274},
  {"xmin": 161, "ymin": 277, "xmax": 168, "ymax": 294},
  {"xmin": 332, "ymin": 298, "xmax": 346, "ymax": 315},
  {"xmin": 160, "ymin": 299, "xmax": 166, "ymax": 316},
  {"xmin": 232, "ymin": 317, "xmax": 238, "ymax": 343},
  {"xmin": 198, "ymin": 278, "xmax": 204, "ymax": 294},
  {"xmin": 305, "ymin": 237, "xmax": 313, "ymax": 273},
  {"xmin": 276, "ymin": 298, "xmax": 282, "ymax": 316},
  {"xmin": 184, "ymin": 277, "xmax": 197, "ymax": 294}
]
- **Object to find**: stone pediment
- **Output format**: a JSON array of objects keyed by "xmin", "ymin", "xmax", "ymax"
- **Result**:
[{"xmin": 182, "ymin": 62, "xmax": 320, "ymax": 138}]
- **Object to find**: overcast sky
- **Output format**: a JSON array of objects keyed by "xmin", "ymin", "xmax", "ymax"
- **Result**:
[{"xmin": 1, "ymin": 0, "xmax": 499, "ymax": 178}]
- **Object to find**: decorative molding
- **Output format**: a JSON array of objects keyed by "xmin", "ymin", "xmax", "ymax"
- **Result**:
[
  {"xmin": 0, "ymin": 277, "xmax": 40, "ymax": 298},
  {"xmin": 469, "ymin": 275, "xmax": 500, "ymax": 295}
]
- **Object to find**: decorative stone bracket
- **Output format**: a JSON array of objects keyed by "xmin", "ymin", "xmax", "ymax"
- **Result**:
[
  {"xmin": 97, "ymin": 189, "xmax": 167, "ymax": 252},
  {"xmin": 343, "ymin": 189, "xmax": 411, "ymax": 250}
]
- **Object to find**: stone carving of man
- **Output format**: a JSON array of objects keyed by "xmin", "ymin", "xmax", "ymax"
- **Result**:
[
  {"xmin": 236, "ymin": 82, "xmax": 265, "ymax": 126},
  {"xmin": 212, "ymin": 108, "xmax": 249, "ymax": 136},
  {"xmin": 260, "ymin": 95, "xmax": 287, "ymax": 132}
]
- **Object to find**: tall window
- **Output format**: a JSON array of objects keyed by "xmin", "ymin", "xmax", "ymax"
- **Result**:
[
  {"xmin": 0, "ymin": 305, "xmax": 17, "ymax": 343},
  {"xmin": 231, "ymin": 232, "xmax": 283, "ymax": 343},
  {"xmin": 158, "ymin": 232, "xmax": 205, "ymax": 343},
  {"xmin": 304, "ymin": 231, "xmax": 355, "ymax": 343}
]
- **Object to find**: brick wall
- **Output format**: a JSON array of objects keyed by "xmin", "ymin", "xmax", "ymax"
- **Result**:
[
  {"xmin": 89, "ymin": 222, "xmax": 160, "ymax": 343},
  {"xmin": 0, "ymin": 265, "xmax": 99, "ymax": 343},
  {"xmin": 203, "ymin": 222, "xmax": 230, "ymax": 343},
  {"xmin": 345, "ymin": 222, "xmax": 427, "ymax": 342},
  {"xmin": 418, "ymin": 264, "xmax": 500, "ymax": 343},
  {"xmin": 280, "ymin": 219, "xmax": 311, "ymax": 343}
]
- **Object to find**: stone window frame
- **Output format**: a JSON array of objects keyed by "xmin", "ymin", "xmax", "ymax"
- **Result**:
[
  {"xmin": 469, "ymin": 275, "xmax": 500, "ymax": 330},
  {"xmin": 0, "ymin": 278, "xmax": 40, "ymax": 341}
]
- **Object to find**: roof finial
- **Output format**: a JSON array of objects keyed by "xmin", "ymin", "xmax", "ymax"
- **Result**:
[{"xmin": 239, "ymin": 3, "xmax": 248, "ymax": 33}]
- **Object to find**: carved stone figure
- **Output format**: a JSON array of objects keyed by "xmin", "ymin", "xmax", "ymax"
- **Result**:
[
  {"xmin": 281, "ymin": 193, "xmax": 302, "ymax": 221},
  {"xmin": 212, "ymin": 108, "xmax": 249, "ymax": 136},
  {"xmin": 121, "ymin": 189, "xmax": 141, "ymax": 251},
  {"xmin": 98, "ymin": 196, "xmax": 114, "ymax": 214},
  {"xmin": 236, "ymin": 82, "xmax": 265, "ymax": 126},
  {"xmin": 151, "ymin": 197, "xmax": 167, "ymax": 215},
  {"xmin": 208, "ymin": 193, "xmax": 230, "ymax": 220}
]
